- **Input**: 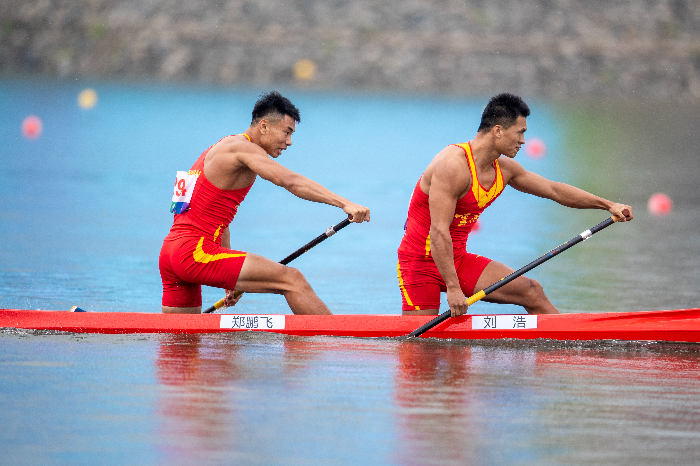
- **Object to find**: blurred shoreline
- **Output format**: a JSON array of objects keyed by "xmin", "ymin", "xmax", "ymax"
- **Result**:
[{"xmin": 2, "ymin": 0, "xmax": 700, "ymax": 100}]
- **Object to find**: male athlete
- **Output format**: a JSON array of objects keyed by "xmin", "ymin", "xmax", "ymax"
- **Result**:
[
  {"xmin": 397, "ymin": 93, "xmax": 632, "ymax": 317},
  {"xmin": 160, "ymin": 91, "xmax": 370, "ymax": 314}
]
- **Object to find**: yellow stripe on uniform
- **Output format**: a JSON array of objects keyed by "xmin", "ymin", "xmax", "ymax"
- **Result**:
[
  {"xmin": 456, "ymin": 142, "xmax": 504, "ymax": 208},
  {"xmin": 193, "ymin": 237, "xmax": 246, "ymax": 264},
  {"xmin": 212, "ymin": 225, "xmax": 223, "ymax": 241},
  {"xmin": 397, "ymin": 260, "xmax": 420, "ymax": 311}
]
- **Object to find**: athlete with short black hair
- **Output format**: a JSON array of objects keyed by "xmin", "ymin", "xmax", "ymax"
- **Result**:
[
  {"xmin": 251, "ymin": 90, "xmax": 301, "ymax": 124},
  {"xmin": 397, "ymin": 93, "xmax": 632, "ymax": 317},
  {"xmin": 160, "ymin": 91, "xmax": 370, "ymax": 315}
]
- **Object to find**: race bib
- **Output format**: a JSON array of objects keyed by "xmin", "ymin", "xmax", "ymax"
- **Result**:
[{"xmin": 170, "ymin": 171, "xmax": 198, "ymax": 214}]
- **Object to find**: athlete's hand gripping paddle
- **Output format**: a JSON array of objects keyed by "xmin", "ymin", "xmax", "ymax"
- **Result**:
[
  {"xmin": 408, "ymin": 216, "xmax": 619, "ymax": 338},
  {"xmin": 202, "ymin": 218, "xmax": 352, "ymax": 313}
]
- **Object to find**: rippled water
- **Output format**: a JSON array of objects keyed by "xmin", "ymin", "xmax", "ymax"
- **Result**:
[
  {"xmin": 2, "ymin": 329, "xmax": 700, "ymax": 466},
  {"xmin": 2, "ymin": 80, "xmax": 700, "ymax": 464}
]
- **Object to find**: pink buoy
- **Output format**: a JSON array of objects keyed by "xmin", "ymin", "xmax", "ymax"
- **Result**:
[
  {"xmin": 647, "ymin": 193, "xmax": 673, "ymax": 216},
  {"xmin": 525, "ymin": 137, "xmax": 546, "ymax": 159},
  {"xmin": 21, "ymin": 115, "xmax": 43, "ymax": 139}
]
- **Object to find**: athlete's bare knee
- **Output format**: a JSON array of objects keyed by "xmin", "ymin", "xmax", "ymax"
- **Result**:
[
  {"xmin": 521, "ymin": 278, "xmax": 545, "ymax": 303},
  {"xmin": 530, "ymin": 278, "xmax": 545, "ymax": 295},
  {"xmin": 280, "ymin": 266, "xmax": 312, "ymax": 292},
  {"xmin": 522, "ymin": 277, "xmax": 559, "ymax": 314}
]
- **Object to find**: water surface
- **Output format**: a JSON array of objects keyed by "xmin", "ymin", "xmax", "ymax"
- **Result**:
[
  {"xmin": 2, "ymin": 80, "xmax": 699, "ymax": 314},
  {"xmin": 2, "ymin": 80, "xmax": 700, "ymax": 465},
  {"xmin": 2, "ymin": 330, "xmax": 700, "ymax": 465}
]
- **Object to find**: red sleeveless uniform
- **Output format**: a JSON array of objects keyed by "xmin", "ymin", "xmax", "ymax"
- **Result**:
[
  {"xmin": 159, "ymin": 135, "xmax": 254, "ymax": 307},
  {"xmin": 397, "ymin": 142, "xmax": 505, "ymax": 311}
]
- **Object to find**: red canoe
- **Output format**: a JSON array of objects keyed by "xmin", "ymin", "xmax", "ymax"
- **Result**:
[{"xmin": 2, "ymin": 308, "xmax": 700, "ymax": 342}]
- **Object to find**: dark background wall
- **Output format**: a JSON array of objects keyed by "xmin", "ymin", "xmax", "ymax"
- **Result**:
[{"xmin": 3, "ymin": 0, "xmax": 700, "ymax": 99}]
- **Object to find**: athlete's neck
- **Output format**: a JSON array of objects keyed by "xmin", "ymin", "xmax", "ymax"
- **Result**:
[
  {"xmin": 468, "ymin": 135, "xmax": 500, "ymax": 170},
  {"xmin": 243, "ymin": 129, "xmax": 257, "ymax": 144}
]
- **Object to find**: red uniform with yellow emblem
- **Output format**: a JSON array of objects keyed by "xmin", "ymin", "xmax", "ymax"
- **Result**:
[
  {"xmin": 159, "ymin": 135, "xmax": 253, "ymax": 307},
  {"xmin": 397, "ymin": 142, "xmax": 505, "ymax": 311}
]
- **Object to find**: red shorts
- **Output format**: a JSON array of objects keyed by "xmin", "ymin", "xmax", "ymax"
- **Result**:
[
  {"xmin": 159, "ymin": 235, "xmax": 247, "ymax": 307},
  {"xmin": 397, "ymin": 252, "xmax": 491, "ymax": 311}
]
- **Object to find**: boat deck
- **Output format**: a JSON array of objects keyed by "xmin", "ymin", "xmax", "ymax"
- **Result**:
[{"xmin": 2, "ymin": 308, "xmax": 700, "ymax": 342}]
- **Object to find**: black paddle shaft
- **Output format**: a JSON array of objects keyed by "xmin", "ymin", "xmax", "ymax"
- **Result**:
[
  {"xmin": 202, "ymin": 218, "xmax": 352, "ymax": 313},
  {"xmin": 408, "ymin": 216, "xmax": 616, "ymax": 338},
  {"xmin": 279, "ymin": 218, "xmax": 351, "ymax": 265}
]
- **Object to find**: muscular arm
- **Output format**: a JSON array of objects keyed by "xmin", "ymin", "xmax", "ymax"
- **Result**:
[
  {"xmin": 504, "ymin": 158, "xmax": 633, "ymax": 221},
  {"xmin": 427, "ymin": 156, "xmax": 471, "ymax": 316},
  {"xmin": 240, "ymin": 148, "xmax": 370, "ymax": 222}
]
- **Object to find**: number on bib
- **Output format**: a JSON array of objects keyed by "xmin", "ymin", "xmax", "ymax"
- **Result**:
[{"xmin": 170, "ymin": 171, "xmax": 198, "ymax": 214}]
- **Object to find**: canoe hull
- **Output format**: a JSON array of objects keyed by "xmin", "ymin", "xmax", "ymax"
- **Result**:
[{"xmin": 2, "ymin": 308, "xmax": 700, "ymax": 342}]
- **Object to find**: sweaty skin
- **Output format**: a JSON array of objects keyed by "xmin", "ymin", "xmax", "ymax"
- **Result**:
[
  {"xmin": 408, "ymin": 116, "xmax": 632, "ymax": 317},
  {"xmin": 162, "ymin": 115, "xmax": 370, "ymax": 314}
]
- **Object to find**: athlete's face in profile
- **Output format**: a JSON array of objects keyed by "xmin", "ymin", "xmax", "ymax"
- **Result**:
[
  {"xmin": 262, "ymin": 115, "xmax": 296, "ymax": 158},
  {"xmin": 497, "ymin": 115, "xmax": 527, "ymax": 158}
]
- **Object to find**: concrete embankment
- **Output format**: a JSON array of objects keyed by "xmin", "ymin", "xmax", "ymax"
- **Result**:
[{"xmin": 2, "ymin": 0, "xmax": 700, "ymax": 99}]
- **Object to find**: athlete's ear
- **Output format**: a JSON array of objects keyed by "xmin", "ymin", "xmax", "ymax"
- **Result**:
[
  {"xmin": 493, "ymin": 125, "xmax": 502, "ymax": 139},
  {"xmin": 259, "ymin": 119, "xmax": 269, "ymax": 134}
]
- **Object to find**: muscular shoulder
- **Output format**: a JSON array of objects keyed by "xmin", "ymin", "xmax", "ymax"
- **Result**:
[
  {"xmin": 496, "ymin": 156, "xmax": 526, "ymax": 184},
  {"xmin": 208, "ymin": 135, "xmax": 258, "ymax": 160},
  {"xmin": 207, "ymin": 136, "xmax": 269, "ymax": 172},
  {"xmin": 204, "ymin": 135, "xmax": 264, "ymax": 189},
  {"xmin": 423, "ymin": 145, "xmax": 472, "ymax": 196}
]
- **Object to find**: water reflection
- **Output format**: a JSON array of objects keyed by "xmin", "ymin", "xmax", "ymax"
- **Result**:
[
  {"xmin": 155, "ymin": 334, "xmax": 240, "ymax": 463},
  {"xmin": 392, "ymin": 338, "xmax": 700, "ymax": 466},
  {"xmin": 150, "ymin": 332, "xmax": 700, "ymax": 465},
  {"xmin": 394, "ymin": 341, "xmax": 478, "ymax": 466},
  {"xmin": 153, "ymin": 333, "xmax": 392, "ymax": 464}
]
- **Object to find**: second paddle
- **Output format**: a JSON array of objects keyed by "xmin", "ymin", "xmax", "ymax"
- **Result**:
[{"xmin": 408, "ymin": 216, "xmax": 618, "ymax": 337}]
